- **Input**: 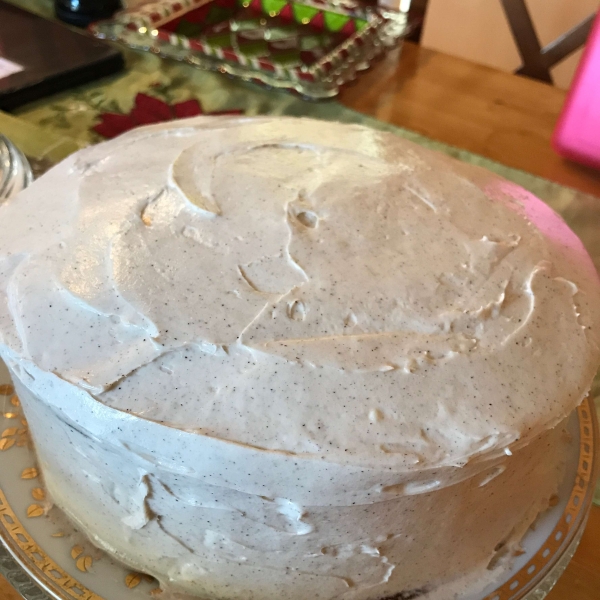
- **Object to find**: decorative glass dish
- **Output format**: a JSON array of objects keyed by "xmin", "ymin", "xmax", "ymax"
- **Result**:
[
  {"xmin": 0, "ymin": 352, "xmax": 598, "ymax": 600},
  {"xmin": 0, "ymin": 135, "xmax": 33, "ymax": 203},
  {"xmin": 90, "ymin": 0, "xmax": 412, "ymax": 98}
]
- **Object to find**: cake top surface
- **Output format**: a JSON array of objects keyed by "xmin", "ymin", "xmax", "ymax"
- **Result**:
[{"xmin": 1, "ymin": 116, "xmax": 599, "ymax": 469}]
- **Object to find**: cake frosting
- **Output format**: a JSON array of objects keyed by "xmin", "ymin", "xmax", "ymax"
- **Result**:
[{"xmin": 0, "ymin": 116, "xmax": 599, "ymax": 600}]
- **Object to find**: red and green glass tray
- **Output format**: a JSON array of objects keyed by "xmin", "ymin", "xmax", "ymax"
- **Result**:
[{"xmin": 91, "ymin": 0, "xmax": 412, "ymax": 98}]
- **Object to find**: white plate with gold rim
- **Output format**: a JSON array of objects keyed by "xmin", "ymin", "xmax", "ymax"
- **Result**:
[{"xmin": 0, "ymin": 360, "xmax": 598, "ymax": 600}]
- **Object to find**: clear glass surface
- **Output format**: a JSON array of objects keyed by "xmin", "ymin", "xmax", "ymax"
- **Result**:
[{"xmin": 0, "ymin": 135, "xmax": 33, "ymax": 203}]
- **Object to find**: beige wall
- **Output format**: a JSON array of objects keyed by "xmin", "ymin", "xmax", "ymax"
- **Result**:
[{"xmin": 421, "ymin": 0, "xmax": 599, "ymax": 89}]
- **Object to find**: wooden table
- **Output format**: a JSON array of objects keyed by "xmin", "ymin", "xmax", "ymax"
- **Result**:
[
  {"xmin": 2, "ymin": 40, "xmax": 599, "ymax": 600},
  {"xmin": 340, "ymin": 42, "xmax": 600, "ymax": 198}
]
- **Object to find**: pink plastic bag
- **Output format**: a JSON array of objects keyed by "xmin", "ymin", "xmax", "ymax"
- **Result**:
[{"xmin": 553, "ymin": 10, "xmax": 600, "ymax": 170}]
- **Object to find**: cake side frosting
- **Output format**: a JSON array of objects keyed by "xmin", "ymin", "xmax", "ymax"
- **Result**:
[
  {"xmin": 0, "ymin": 117, "xmax": 598, "ymax": 471},
  {"xmin": 6, "ymin": 356, "xmax": 571, "ymax": 600}
]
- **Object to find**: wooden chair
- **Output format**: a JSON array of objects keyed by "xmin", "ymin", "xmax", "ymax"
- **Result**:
[
  {"xmin": 501, "ymin": 0, "xmax": 595, "ymax": 83},
  {"xmin": 418, "ymin": 0, "xmax": 597, "ymax": 87}
]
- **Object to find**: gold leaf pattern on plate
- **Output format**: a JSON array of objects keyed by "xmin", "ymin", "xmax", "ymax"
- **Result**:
[
  {"xmin": 17, "ymin": 427, "xmax": 28, "ymax": 435},
  {"xmin": 27, "ymin": 504, "xmax": 44, "ymax": 518},
  {"xmin": 2, "ymin": 428, "xmax": 17, "ymax": 437},
  {"xmin": 76, "ymin": 555, "xmax": 93, "ymax": 572},
  {"xmin": 16, "ymin": 438, "xmax": 27, "ymax": 447},
  {"xmin": 21, "ymin": 419, "xmax": 27, "ymax": 426},
  {"xmin": 3, "ymin": 413, "xmax": 17, "ymax": 419},
  {"xmin": 10, "ymin": 395, "xmax": 20, "ymax": 407},
  {"xmin": 51, "ymin": 531, "xmax": 65, "ymax": 538},
  {"xmin": 0, "ymin": 438, "xmax": 15, "ymax": 451},
  {"xmin": 0, "ymin": 489, "xmax": 103, "ymax": 599},
  {"xmin": 0, "ymin": 384, "xmax": 14, "ymax": 395},
  {"xmin": 71, "ymin": 545, "xmax": 84, "ymax": 560},
  {"xmin": 32, "ymin": 488, "xmax": 46, "ymax": 501},
  {"xmin": 21, "ymin": 467, "xmax": 38, "ymax": 479},
  {"xmin": 125, "ymin": 573, "xmax": 142, "ymax": 588}
]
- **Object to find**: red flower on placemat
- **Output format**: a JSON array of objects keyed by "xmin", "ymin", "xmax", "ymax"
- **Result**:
[{"xmin": 93, "ymin": 93, "xmax": 243, "ymax": 139}]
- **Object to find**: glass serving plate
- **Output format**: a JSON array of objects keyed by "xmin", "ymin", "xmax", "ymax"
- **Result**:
[
  {"xmin": 0, "ymin": 356, "xmax": 598, "ymax": 600},
  {"xmin": 90, "ymin": 0, "xmax": 412, "ymax": 98}
]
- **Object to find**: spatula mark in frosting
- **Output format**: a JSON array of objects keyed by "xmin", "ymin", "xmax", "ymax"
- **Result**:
[
  {"xmin": 169, "ymin": 146, "xmax": 222, "ymax": 216},
  {"xmin": 296, "ymin": 210, "xmax": 319, "ymax": 228},
  {"xmin": 287, "ymin": 300, "xmax": 307, "ymax": 322},
  {"xmin": 238, "ymin": 253, "xmax": 308, "ymax": 296},
  {"xmin": 405, "ymin": 184, "xmax": 438, "ymax": 212},
  {"xmin": 140, "ymin": 189, "xmax": 170, "ymax": 228}
]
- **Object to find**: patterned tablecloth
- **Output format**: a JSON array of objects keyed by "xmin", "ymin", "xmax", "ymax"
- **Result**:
[{"xmin": 1, "ymin": 0, "xmax": 600, "ymax": 501}]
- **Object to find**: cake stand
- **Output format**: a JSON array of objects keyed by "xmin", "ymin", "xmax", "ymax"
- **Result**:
[{"xmin": 0, "ymin": 358, "xmax": 598, "ymax": 600}]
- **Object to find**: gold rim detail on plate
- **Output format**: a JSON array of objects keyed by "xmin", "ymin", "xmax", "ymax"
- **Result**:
[
  {"xmin": 0, "ymin": 488, "xmax": 102, "ymax": 600},
  {"xmin": 483, "ymin": 397, "xmax": 598, "ymax": 600}
]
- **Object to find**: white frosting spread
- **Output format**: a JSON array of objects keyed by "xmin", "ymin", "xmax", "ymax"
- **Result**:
[
  {"xmin": 1, "ymin": 117, "xmax": 599, "ymax": 599},
  {"xmin": 1, "ymin": 116, "xmax": 598, "ymax": 467}
]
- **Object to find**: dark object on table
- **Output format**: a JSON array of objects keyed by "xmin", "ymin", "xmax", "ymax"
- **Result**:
[
  {"xmin": 0, "ymin": 1, "xmax": 124, "ymax": 111},
  {"xmin": 55, "ymin": 0, "xmax": 122, "ymax": 28}
]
